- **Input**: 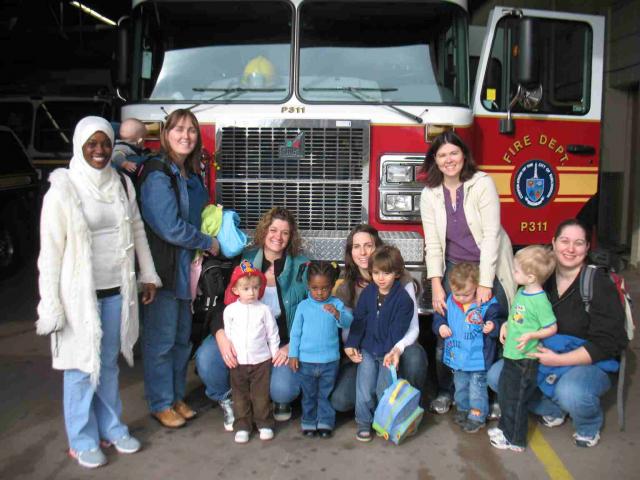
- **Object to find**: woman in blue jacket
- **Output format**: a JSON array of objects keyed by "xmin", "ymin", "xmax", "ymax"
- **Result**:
[
  {"xmin": 139, "ymin": 109, "xmax": 219, "ymax": 428},
  {"xmin": 195, "ymin": 207, "xmax": 309, "ymax": 429}
]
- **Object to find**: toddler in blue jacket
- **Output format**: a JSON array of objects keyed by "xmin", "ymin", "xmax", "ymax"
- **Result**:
[
  {"xmin": 432, "ymin": 262, "xmax": 506, "ymax": 433},
  {"xmin": 345, "ymin": 245, "xmax": 414, "ymax": 442},
  {"xmin": 289, "ymin": 261, "xmax": 353, "ymax": 438}
]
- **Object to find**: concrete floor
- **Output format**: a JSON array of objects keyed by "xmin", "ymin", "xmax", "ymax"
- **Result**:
[{"xmin": 0, "ymin": 258, "xmax": 638, "ymax": 480}]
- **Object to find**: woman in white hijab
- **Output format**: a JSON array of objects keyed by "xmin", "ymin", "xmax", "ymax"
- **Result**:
[{"xmin": 36, "ymin": 116, "xmax": 161, "ymax": 469}]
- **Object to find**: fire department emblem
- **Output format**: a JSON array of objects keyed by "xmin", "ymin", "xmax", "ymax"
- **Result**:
[{"xmin": 514, "ymin": 160, "xmax": 556, "ymax": 208}]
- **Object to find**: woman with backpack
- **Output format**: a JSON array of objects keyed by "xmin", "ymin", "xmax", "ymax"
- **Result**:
[
  {"xmin": 195, "ymin": 207, "xmax": 309, "ymax": 429},
  {"xmin": 488, "ymin": 218, "xmax": 629, "ymax": 448},
  {"xmin": 138, "ymin": 109, "xmax": 220, "ymax": 429},
  {"xmin": 36, "ymin": 116, "xmax": 161, "ymax": 468}
]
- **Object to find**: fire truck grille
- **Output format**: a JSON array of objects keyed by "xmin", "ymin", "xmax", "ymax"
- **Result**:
[{"xmin": 216, "ymin": 123, "xmax": 369, "ymax": 230}]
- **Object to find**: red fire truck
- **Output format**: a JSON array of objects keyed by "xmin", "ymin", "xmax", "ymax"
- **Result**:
[{"xmin": 117, "ymin": 1, "xmax": 604, "ymax": 313}]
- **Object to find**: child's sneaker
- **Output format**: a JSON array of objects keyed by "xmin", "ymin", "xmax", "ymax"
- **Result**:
[
  {"xmin": 318, "ymin": 429, "xmax": 333, "ymax": 439},
  {"xmin": 487, "ymin": 426, "xmax": 503, "ymax": 438},
  {"xmin": 356, "ymin": 429, "xmax": 373, "ymax": 442},
  {"xmin": 218, "ymin": 398, "xmax": 234, "ymax": 432},
  {"xmin": 461, "ymin": 419, "xmax": 486, "ymax": 434},
  {"xmin": 68, "ymin": 448, "xmax": 107, "ymax": 469},
  {"xmin": 429, "ymin": 394, "xmax": 452, "ymax": 415},
  {"xmin": 540, "ymin": 414, "xmax": 567, "ymax": 428},
  {"xmin": 453, "ymin": 410, "xmax": 469, "ymax": 426},
  {"xmin": 259, "ymin": 428, "xmax": 274, "ymax": 441},
  {"xmin": 489, "ymin": 430, "xmax": 525, "ymax": 452},
  {"xmin": 234, "ymin": 430, "xmax": 250, "ymax": 444},
  {"xmin": 573, "ymin": 431, "xmax": 600, "ymax": 448}
]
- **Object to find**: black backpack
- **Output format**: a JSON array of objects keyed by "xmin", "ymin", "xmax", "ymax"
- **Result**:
[{"xmin": 191, "ymin": 255, "xmax": 236, "ymax": 350}]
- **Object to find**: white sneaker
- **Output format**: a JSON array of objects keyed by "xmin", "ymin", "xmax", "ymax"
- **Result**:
[
  {"xmin": 234, "ymin": 430, "xmax": 250, "ymax": 444},
  {"xmin": 487, "ymin": 426, "xmax": 503, "ymax": 438},
  {"xmin": 573, "ymin": 431, "xmax": 600, "ymax": 448},
  {"xmin": 540, "ymin": 415, "xmax": 567, "ymax": 428},
  {"xmin": 218, "ymin": 398, "xmax": 234, "ymax": 432},
  {"xmin": 259, "ymin": 428, "xmax": 274, "ymax": 441}
]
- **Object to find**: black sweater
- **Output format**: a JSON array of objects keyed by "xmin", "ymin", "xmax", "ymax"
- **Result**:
[{"xmin": 544, "ymin": 267, "xmax": 628, "ymax": 363}]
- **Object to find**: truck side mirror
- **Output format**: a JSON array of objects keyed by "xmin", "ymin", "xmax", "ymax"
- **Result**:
[
  {"xmin": 115, "ymin": 17, "xmax": 131, "ymax": 98},
  {"xmin": 516, "ymin": 17, "xmax": 539, "ymax": 86}
]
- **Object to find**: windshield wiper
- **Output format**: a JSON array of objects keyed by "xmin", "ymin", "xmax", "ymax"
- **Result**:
[
  {"xmin": 303, "ymin": 86, "xmax": 424, "ymax": 124},
  {"xmin": 185, "ymin": 87, "xmax": 287, "ymax": 111}
]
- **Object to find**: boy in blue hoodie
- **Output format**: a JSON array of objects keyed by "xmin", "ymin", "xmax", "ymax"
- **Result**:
[
  {"xmin": 432, "ymin": 262, "xmax": 506, "ymax": 433},
  {"xmin": 345, "ymin": 245, "xmax": 414, "ymax": 442}
]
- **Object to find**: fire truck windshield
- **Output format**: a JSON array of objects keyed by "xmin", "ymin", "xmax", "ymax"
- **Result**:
[
  {"xmin": 138, "ymin": 1, "xmax": 292, "ymax": 102},
  {"xmin": 298, "ymin": 1, "xmax": 468, "ymax": 106}
]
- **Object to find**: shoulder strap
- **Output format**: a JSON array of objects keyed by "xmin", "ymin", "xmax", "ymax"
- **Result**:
[
  {"xmin": 137, "ymin": 156, "xmax": 179, "ymax": 203},
  {"xmin": 579, "ymin": 264, "xmax": 599, "ymax": 314},
  {"xmin": 117, "ymin": 171, "xmax": 129, "ymax": 200}
]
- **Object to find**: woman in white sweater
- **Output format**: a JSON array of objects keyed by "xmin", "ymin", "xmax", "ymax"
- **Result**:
[
  {"xmin": 36, "ymin": 116, "xmax": 161, "ymax": 469},
  {"xmin": 419, "ymin": 130, "xmax": 515, "ymax": 415}
]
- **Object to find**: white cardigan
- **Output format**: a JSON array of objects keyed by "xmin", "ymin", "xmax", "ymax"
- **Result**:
[
  {"xmin": 420, "ymin": 171, "xmax": 516, "ymax": 305},
  {"xmin": 224, "ymin": 301, "xmax": 280, "ymax": 365},
  {"xmin": 36, "ymin": 169, "xmax": 161, "ymax": 386}
]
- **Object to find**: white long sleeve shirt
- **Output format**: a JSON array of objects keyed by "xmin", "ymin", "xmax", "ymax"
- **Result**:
[{"xmin": 224, "ymin": 300, "xmax": 280, "ymax": 365}]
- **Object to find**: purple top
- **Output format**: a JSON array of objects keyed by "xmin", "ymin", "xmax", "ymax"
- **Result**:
[{"xmin": 444, "ymin": 185, "xmax": 481, "ymax": 263}]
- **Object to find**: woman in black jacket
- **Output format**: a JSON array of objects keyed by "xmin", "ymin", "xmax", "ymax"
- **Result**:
[{"xmin": 488, "ymin": 219, "xmax": 628, "ymax": 448}]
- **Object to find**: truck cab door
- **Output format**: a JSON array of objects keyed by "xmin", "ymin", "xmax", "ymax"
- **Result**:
[{"xmin": 472, "ymin": 7, "xmax": 604, "ymax": 244}]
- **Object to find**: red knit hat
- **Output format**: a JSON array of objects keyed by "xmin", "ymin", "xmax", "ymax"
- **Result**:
[{"xmin": 224, "ymin": 259, "xmax": 267, "ymax": 305}]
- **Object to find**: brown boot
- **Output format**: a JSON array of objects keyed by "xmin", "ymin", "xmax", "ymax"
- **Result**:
[
  {"xmin": 152, "ymin": 408, "xmax": 186, "ymax": 428},
  {"xmin": 174, "ymin": 400, "xmax": 197, "ymax": 420}
]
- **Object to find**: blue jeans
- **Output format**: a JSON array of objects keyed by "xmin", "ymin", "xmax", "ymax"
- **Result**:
[
  {"xmin": 195, "ymin": 334, "xmax": 301, "ymax": 404},
  {"xmin": 488, "ymin": 359, "xmax": 611, "ymax": 438},
  {"xmin": 298, "ymin": 361, "xmax": 340, "ymax": 431},
  {"xmin": 435, "ymin": 260, "xmax": 509, "ymax": 398},
  {"xmin": 330, "ymin": 343, "xmax": 428, "ymax": 412},
  {"xmin": 142, "ymin": 289, "xmax": 193, "ymax": 413},
  {"xmin": 498, "ymin": 358, "xmax": 538, "ymax": 447},
  {"xmin": 64, "ymin": 295, "xmax": 129, "ymax": 452},
  {"xmin": 453, "ymin": 370, "xmax": 489, "ymax": 422},
  {"xmin": 355, "ymin": 351, "xmax": 394, "ymax": 430}
]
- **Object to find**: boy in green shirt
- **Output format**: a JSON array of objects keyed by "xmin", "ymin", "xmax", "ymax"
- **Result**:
[{"xmin": 489, "ymin": 245, "xmax": 557, "ymax": 452}]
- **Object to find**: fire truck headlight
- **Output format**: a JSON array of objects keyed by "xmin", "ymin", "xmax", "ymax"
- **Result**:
[
  {"xmin": 385, "ymin": 194, "xmax": 414, "ymax": 212},
  {"xmin": 386, "ymin": 164, "xmax": 414, "ymax": 183}
]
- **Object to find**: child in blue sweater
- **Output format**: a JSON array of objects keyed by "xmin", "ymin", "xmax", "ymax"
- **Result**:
[
  {"xmin": 432, "ymin": 262, "xmax": 505, "ymax": 433},
  {"xmin": 289, "ymin": 261, "xmax": 353, "ymax": 438},
  {"xmin": 344, "ymin": 245, "xmax": 414, "ymax": 442}
]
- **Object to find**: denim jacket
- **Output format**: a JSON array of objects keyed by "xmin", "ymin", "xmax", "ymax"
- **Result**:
[{"xmin": 140, "ymin": 156, "xmax": 211, "ymax": 299}]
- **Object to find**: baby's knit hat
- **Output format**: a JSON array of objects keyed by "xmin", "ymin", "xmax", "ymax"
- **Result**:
[{"xmin": 224, "ymin": 259, "xmax": 267, "ymax": 305}]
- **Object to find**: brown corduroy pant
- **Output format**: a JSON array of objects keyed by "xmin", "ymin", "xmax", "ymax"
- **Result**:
[{"xmin": 230, "ymin": 359, "xmax": 274, "ymax": 431}]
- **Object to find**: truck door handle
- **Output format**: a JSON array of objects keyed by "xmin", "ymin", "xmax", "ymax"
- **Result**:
[{"xmin": 567, "ymin": 144, "xmax": 596, "ymax": 155}]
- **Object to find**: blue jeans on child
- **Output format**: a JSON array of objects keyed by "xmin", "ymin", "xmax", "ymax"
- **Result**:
[
  {"xmin": 298, "ymin": 361, "xmax": 340, "ymax": 431},
  {"xmin": 497, "ymin": 358, "xmax": 538, "ymax": 447},
  {"xmin": 453, "ymin": 370, "xmax": 489, "ymax": 422},
  {"xmin": 142, "ymin": 288, "xmax": 193, "ymax": 413},
  {"xmin": 330, "ymin": 343, "xmax": 428, "ymax": 412},
  {"xmin": 488, "ymin": 359, "xmax": 611, "ymax": 438},
  {"xmin": 195, "ymin": 334, "xmax": 301, "ymax": 404},
  {"xmin": 64, "ymin": 294, "xmax": 129, "ymax": 452},
  {"xmin": 355, "ymin": 351, "xmax": 394, "ymax": 430}
]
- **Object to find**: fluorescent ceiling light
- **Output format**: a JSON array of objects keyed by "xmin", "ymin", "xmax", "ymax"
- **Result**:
[{"xmin": 69, "ymin": 1, "xmax": 117, "ymax": 26}]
